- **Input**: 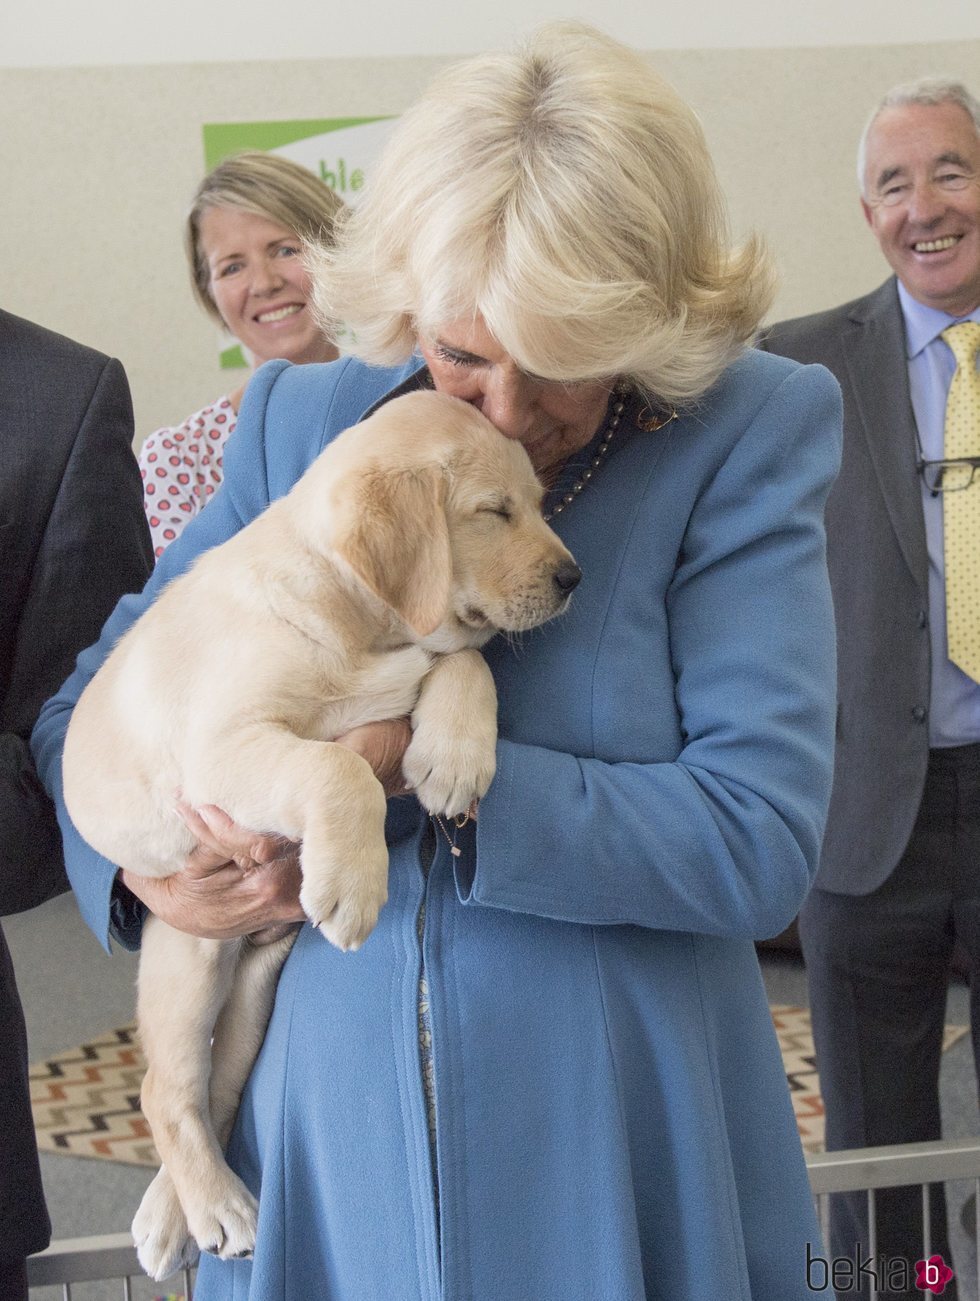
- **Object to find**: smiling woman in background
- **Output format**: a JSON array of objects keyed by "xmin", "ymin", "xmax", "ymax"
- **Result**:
[{"xmin": 139, "ymin": 152, "xmax": 345, "ymax": 556}]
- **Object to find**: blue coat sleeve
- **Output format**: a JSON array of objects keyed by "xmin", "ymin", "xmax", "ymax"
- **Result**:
[
  {"xmin": 468, "ymin": 363, "xmax": 843, "ymax": 940},
  {"xmin": 29, "ymin": 361, "xmax": 294, "ymax": 950}
]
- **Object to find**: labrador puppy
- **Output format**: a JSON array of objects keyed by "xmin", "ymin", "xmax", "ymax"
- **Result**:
[{"xmin": 61, "ymin": 389, "xmax": 580, "ymax": 1281}]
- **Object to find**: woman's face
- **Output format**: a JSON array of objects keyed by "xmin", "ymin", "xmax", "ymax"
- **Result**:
[
  {"xmin": 418, "ymin": 316, "xmax": 613, "ymax": 480},
  {"xmin": 199, "ymin": 205, "xmax": 338, "ymax": 370}
]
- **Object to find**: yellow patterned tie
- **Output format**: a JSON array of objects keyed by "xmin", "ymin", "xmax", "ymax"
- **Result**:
[{"xmin": 942, "ymin": 321, "xmax": 980, "ymax": 684}]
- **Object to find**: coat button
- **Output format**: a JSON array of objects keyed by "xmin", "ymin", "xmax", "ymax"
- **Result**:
[
  {"xmin": 911, "ymin": 705, "xmax": 927, "ymax": 723},
  {"xmin": 917, "ymin": 609, "xmax": 928, "ymax": 629}
]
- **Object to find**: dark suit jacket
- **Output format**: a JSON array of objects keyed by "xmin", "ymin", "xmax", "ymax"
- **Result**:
[
  {"xmin": 759, "ymin": 278, "xmax": 932, "ymax": 896},
  {"xmin": 0, "ymin": 309, "xmax": 152, "ymax": 1258}
]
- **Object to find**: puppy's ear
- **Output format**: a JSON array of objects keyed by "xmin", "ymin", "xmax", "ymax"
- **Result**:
[{"xmin": 334, "ymin": 465, "xmax": 452, "ymax": 637}]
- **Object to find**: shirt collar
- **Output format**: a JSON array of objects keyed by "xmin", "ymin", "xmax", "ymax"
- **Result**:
[{"xmin": 897, "ymin": 279, "xmax": 980, "ymax": 359}]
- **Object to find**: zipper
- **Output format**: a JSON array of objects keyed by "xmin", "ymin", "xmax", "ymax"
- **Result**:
[{"xmin": 417, "ymin": 820, "xmax": 442, "ymax": 1291}]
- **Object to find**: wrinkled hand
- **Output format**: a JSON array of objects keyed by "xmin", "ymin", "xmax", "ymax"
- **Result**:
[
  {"xmin": 120, "ymin": 719, "xmax": 414, "ymax": 941},
  {"xmin": 335, "ymin": 717, "xmax": 413, "ymax": 798},
  {"xmin": 120, "ymin": 803, "xmax": 305, "ymax": 942}
]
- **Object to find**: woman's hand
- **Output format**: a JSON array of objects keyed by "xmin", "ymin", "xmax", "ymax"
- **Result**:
[
  {"xmin": 335, "ymin": 717, "xmax": 413, "ymax": 797},
  {"xmin": 120, "ymin": 718, "xmax": 414, "ymax": 940},
  {"xmin": 120, "ymin": 803, "xmax": 305, "ymax": 941}
]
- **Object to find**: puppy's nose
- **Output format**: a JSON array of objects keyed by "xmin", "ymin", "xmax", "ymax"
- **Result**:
[{"xmin": 553, "ymin": 560, "xmax": 582, "ymax": 595}]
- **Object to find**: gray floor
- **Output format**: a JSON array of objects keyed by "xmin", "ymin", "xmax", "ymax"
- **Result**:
[
  {"xmin": 5, "ymin": 893, "xmax": 158, "ymax": 1299},
  {"xmin": 6, "ymin": 896, "xmax": 980, "ymax": 1297}
]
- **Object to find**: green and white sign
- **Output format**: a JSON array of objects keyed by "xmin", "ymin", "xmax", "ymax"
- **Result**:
[{"xmin": 202, "ymin": 116, "xmax": 394, "ymax": 368}]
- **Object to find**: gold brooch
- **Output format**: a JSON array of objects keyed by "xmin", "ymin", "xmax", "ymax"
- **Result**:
[{"xmin": 636, "ymin": 405, "xmax": 678, "ymax": 433}]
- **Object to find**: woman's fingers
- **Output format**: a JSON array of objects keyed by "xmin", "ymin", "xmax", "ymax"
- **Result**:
[
  {"xmin": 120, "ymin": 802, "xmax": 306, "ymax": 938},
  {"xmin": 176, "ymin": 800, "xmax": 297, "ymax": 872}
]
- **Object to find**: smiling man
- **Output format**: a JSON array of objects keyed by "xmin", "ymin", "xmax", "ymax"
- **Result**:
[
  {"xmin": 760, "ymin": 79, "xmax": 980, "ymax": 1301},
  {"xmin": 861, "ymin": 97, "xmax": 980, "ymax": 316}
]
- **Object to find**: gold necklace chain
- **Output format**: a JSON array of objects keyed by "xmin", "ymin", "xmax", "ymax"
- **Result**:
[{"xmin": 432, "ymin": 810, "xmax": 472, "ymax": 858}]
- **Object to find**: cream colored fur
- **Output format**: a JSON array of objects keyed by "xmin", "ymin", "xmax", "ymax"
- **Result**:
[{"xmin": 61, "ymin": 390, "xmax": 578, "ymax": 1280}]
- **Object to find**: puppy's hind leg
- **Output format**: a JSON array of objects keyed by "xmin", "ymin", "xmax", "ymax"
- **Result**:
[
  {"xmin": 133, "ymin": 919, "xmax": 253, "ymax": 1280},
  {"xmin": 133, "ymin": 930, "xmax": 298, "ymax": 1281},
  {"xmin": 208, "ymin": 929, "xmax": 300, "ymax": 1150},
  {"xmin": 132, "ymin": 1168, "xmax": 195, "ymax": 1281}
]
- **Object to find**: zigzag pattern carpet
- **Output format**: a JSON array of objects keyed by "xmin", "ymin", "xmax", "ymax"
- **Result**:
[
  {"xmin": 771, "ymin": 1006, "xmax": 967, "ymax": 1154},
  {"xmin": 31, "ymin": 1025, "xmax": 158, "ymax": 1166},
  {"xmin": 30, "ymin": 1008, "xmax": 970, "ymax": 1166}
]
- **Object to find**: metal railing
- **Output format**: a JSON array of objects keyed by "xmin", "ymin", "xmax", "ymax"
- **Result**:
[
  {"xmin": 25, "ymin": 1139, "xmax": 980, "ymax": 1297},
  {"xmin": 807, "ymin": 1137, "xmax": 980, "ymax": 1299},
  {"xmin": 26, "ymin": 1233, "xmax": 195, "ymax": 1299}
]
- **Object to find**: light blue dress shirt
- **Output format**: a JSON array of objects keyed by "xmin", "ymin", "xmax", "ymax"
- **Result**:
[{"xmin": 898, "ymin": 280, "xmax": 980, "ymax": 746}]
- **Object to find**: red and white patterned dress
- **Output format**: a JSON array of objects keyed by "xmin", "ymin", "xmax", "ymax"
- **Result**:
[{"xmin": 139, "ymin": 396, "xmax": 236, "ymax": 558}]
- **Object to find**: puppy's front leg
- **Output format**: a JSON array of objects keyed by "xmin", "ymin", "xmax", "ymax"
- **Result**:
[
  {"xmin": 403, "ymin": 648, "xmax": 498, "ymax": 816},
  {"xmin": 200, "ymin": 726, "xmax": 390, "ymax": 953}
]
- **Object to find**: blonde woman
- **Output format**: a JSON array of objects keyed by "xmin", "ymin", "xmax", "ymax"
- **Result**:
[
  {"xmin": 36, "ymin": 24, "xmax": 841, "ymax": 1300},
  {"xmin": 140, "ymin": 152, "xmax": 344, "ymax": 555}
]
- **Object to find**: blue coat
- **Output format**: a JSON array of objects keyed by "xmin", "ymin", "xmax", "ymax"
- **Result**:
[{"xmin": 33, "ymin": 347, "xmax": 842, "ymax": 1300}]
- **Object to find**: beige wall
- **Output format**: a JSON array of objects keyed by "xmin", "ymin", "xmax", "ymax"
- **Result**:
[
  {"xmin": 1, "ymin": 38, "xmax": 978, "ymax": 440},
  {"xmin": 3, "ymin": 0, "xmax": 978, "ymax": 65}
]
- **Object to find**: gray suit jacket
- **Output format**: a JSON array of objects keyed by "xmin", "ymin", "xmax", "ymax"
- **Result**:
[
  {"xmin": 0, "ymin": 309, "xmax": 152, "ymax": 1258},
  {"xmin": 760, "ymin": 277, "xmax": 931, "ymax": 895}
]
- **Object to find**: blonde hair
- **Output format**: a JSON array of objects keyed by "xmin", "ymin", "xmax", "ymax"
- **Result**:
[
  {"xmin": 186, "ymin": 152, "xmax": 346, "ymax": 325},
  {"xmin": 312, "ymin": 23, "xmax": 774, "ymax": 407}
]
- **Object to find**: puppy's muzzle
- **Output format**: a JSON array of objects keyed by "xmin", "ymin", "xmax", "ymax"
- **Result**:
[{"xmin": 553, "ymin": 560, "xmax": 583, "ymax": 596}]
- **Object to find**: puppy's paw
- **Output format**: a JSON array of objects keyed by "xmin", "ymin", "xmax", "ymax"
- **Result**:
[
  {"xmin": 184, "ymin": 1170, "xmax": 258, "ymax": 1264},
  {"xmin": 300, "ymin": 843, "xmax": 389, "ymax": 952},
  {"xmin": 133, "ymin": 1167, "xmax": 198, "ymax": 1282},
  {"xmin": 403, "ymin": 728, "xmax": 497, "ymax": 818}
]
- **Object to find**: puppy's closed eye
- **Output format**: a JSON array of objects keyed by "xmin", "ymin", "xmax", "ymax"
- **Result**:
[{"xmin": 477, "ymin": 498, "xmax": 513, "ymax": 521}]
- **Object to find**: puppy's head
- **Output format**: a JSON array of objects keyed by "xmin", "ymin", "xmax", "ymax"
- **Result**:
[{"xmin": 326, "ymin": 391, "xmax": 580, "ymax": 643}]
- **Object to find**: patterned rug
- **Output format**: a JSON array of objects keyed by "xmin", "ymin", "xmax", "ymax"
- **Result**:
[
  {"xmin": 30, "ymin": 1009, "xmax": 971, "ymax": 1166},
  {"xmin": 773, "ymin": 1005, "xmax": 969, "ymax": 1154},
  {"xmin": 31, "ymin": 1024, "xmax": 158, "ymax": 1166}
]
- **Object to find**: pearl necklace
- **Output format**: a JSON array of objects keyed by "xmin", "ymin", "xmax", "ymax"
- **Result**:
[
  {"xmin": 544, "ymin": 392, "xmax": 628, "ymax": 522},
  {"xmin": 543, "ymin": 390, "xmax": 676, "ymax": 522}
]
